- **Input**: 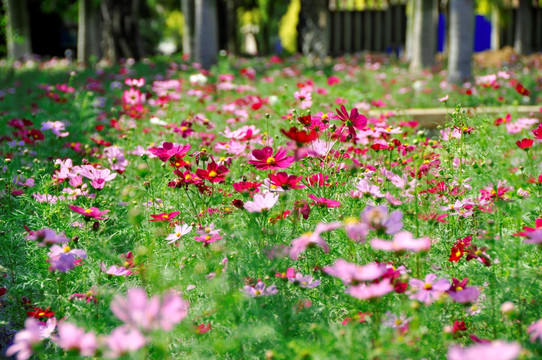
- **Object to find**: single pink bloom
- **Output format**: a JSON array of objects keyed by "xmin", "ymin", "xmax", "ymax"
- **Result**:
[
  {"xmin": 80, "ymin": 165, "xmax": 117, "ymax": 189},
  {"xmin": 248, "ymin": 146, "xmax": 295, "ymax": 170},
  {"xmin": 308, "ymin": 194, "xmax": 341, "ymax": 208},
  {"xmin": 323, "ymin": 259, "xmax": 387, "ymax": 285},
  {"xmin": 289, "ymin": 222, "xmax": 341, "ymax": 259},
  {"xmin": 409, "ymin": 273, "xmax": 451, "ymax": 305},
  {"xmin": 68, "ymin": 205, "xmax": 109, "ymax": 220},
  {"xmin": 447, "ymin": 341, "xmax": 521, "ymax": 360},
  {"xmin": 53, "ymin": 322, "xmax": 97, "ymax": 356},
  {"xmin": 5, "ymin": 318, "xmax": 43, "ymax": 360},
  {"xmin": 346, "ymin": 278, "xmax": 394, "ymax": 299},
  {"xmin": 105, "ymin": 325, "xmax": 146, "ymax": 358},
  {"xmin": 244, "ymin": 192, "xmax": 279, "ymax": 213},
  {"xmin": 149, "ymin": 211, "xmax": 180, "ymax": 222},
  {"xmin": 371, "ymin": 231, "xmax": 431, "ymax": 253}
]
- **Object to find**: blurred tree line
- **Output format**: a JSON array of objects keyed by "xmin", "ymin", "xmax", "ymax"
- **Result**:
[{"xmin": 0, "ymin": 0, "xmax": 539, "ymax": 83}]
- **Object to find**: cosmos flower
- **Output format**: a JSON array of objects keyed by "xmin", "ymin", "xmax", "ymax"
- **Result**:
[
  {"xmin": 408, "ymin": 274, "xmax": 451, "ymax": 305},
  {"xmin": 446, "ymin": 341, "xmax": 521, "ymax": 360},
  {"xmin": 5, "ymin": 318, "xmax": 43, "ymax": 360},
  {"xmin": 370, "ymin": 231, "xmax": 431, "ymax": 253},
  {"xmin": 248, "ymin": 146, "xmax": 295, "ymax": 170},
  {"xmin": 289, "ymin": 222, "xmax": 342, "ymax": 259},
  {"xmin": 149, "ymin": 211, "xmax": 180, "ymax": 222},
  {"xmin": 68, "ymin": 205, "xmax": 109, "ymax": 220},
  {"xmin": 104, "ymin": 325, "xmax": 147, "ymax": 358},
  {"xmin": 244, "ymin": 192, "xmax": 279, "ymax": 213},
  {"xmin": 242, "ymin": 281, "xmax": 278, "ymax": 297},
  {"xmin": 323, "ymin": 259, "xmax": 387, "ymax": 285},
  {"xmin": 53, "ymin": 322, "xmax": 97, "ymax": 356},
  {"xmin": 165, "ymin": 224, "xmax": 193, "ymax": 244}
]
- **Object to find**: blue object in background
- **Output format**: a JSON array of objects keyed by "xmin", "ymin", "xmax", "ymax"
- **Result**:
[
  {"xmin": 474, "ymin": 15, "xmax": 492, "ymax": 52},
  {"xmin": 437, "ymin": 13, "xmax": 492, "ymax": 53}
]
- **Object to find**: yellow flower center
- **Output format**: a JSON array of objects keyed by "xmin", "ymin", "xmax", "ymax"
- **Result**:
[
  {"xmin": 162, "ymin": 214, "xmax": 169, "ymax": 219},
  {"xmin": 266, "ymin": 157, "xmax": 276, "ymax": 165},
  {"xmin": 181, "ymin": 126, "xmax": 187, "ymax": 131},
  {"xmin": 175, "ymin": 232, "xmax": 181, "ymax": 237},
  {"xmin": 123, "ymin": 261, "xmax": 130, "ymax": 267},
  {"xmin": 185, "ymin": 174, "xmax": 191, "ymax": 180},
  {"xmin": 455, "ymin": 251, "xmax": 461, "ymax": 257},
  {"xmin": 475, "ymin": 250, "xmax": 482, "ymax": 256},
  {"xmin": 386, "ymin": 127, "xmax": 392, "ymax": 132},
  {"xmin": 209, "ymin": 170, "xmax": 218, "ymax": 178},
  {"xmin": 395, "ymin": 319, "xmax": 403, "ymax": 325},
  {"xmin": 63, "ymin": 246, "xmax": 71, "ymax": 253},
  {"xmin": 38, "ymin": 312, "xmax": 45, "ymax": 316},
  {"xmin": 322, "ymin": 114, "xmax": 328, "ymax": 119},
  {"xmin": 423, "ymin": 283, "xmax": 432, "ymax": 290},
  {"xmin": 84, "ymin": 208, "xmax": 93, "ymax": 214},
  {"xmin": 456, "ymin": 286, "xmax": 463, "ymax": 291},
  {"xmin": 205, "ymin": 235, "xmax": 211, "ymax": 241}
]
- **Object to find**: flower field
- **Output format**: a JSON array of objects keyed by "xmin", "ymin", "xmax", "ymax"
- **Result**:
[{"xmin": 1, "ymin": 54, "xmax": 542, "ymax": 359}]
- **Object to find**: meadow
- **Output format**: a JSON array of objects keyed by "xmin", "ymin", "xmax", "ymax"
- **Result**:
[{"xmin": 0, "ymin": 53, "xmax": 542, "ymax": 359}]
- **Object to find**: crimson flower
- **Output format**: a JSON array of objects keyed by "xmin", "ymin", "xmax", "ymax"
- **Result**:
[
  {"xmin": 149, "ymin": 211, "xmax": 180, "ymax": 222},
  {"xmin": 68, "ymin": 205, "xmax": 109, "ymax": 220},
  {"xmin": 232, "ymin": 181, "xmax": 262, "ymax": 194},
  {"xmin": 516, "ymin": 138, "xmax": 534, "ymax": 150},
  {"xmin": 532, "ymin": 123, "xmax": 542, "ymax": 139},
  {"xmin": 512, "ymin": 80, "xmax": 530, "ymax": 96},
  {"xmin": 335, "ymin": 105, "xmax": 367, "ymax": 140},
  {"xmin": 280, "ymin": 127, "xmax": 318, "ymax": 145},
  {"xmin": 195, "ymin": 323, "xmax": 212, "ymax": 334},
  {"xmin": 448, "ymin": 246, "xmax": 464, "ymax": 263},
  {"xmin": 195, "ymin": 161, "xmax": 229, "ymax": 183},
  {"xmin": 268, "ymin": 172, "xmax": 305, "ymax": 190},
  {"xmin": 27, "ymin": 307, "xmax": 55, "ymax": 319},
  {"xmin": 248, "ymin": 146, "xmax": 295, "ymax": 170}
]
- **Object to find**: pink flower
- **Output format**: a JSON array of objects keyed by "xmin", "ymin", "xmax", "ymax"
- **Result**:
[
  {"xmin": 344, "ymin": 219, "xmax": 369, "ymax": 243},
  {"xmin": 79, "ymin": 165, "xmax": 117, "ymax": 189},
  {"xmin": 26, "ymin": 228, "xmax": 68, "ymax": 247},
  {"xmin": 105, "ymin": 326, "xmax": 146, "ymax": 358},
  {"xmin": 294, "ymin": 88, "xmax": 312, "ymax": 109},
  {"xmin": 53, "ymin": 322, "xmax": 97, "ymax": 356},
  {"xmin": 528, "ymin": 318, "xmax": 542, "ymax": 344},
  {"xmin": 248, "ymin": 146, "xmax": 295, "ymax": 170},
  {"xmin": 345, "ymin": 278, "xmax": 394, "ymax": 299},
  {"xmin": 447, "ymin": 341, "xmax": 521, "ymax": 360},
  {"xmin": 243, "ymin": 281, "xmax": 278, "ymax": 297},
  {"xmin": 48, "ymin": 244, "xmax": 87, "ymax": 272},
  {"xmin": 165, "ymin": 224, "xmax": 193, "ymax": 244},
  {"xmin": 5, "ymin": 318, "xmax": 43, "ymax": 360},
  {"xmin": 289, "ymin": 222, "xmax": 342, "ymax": 259},
  {"xmin": 100, "ymin": 262, "xmax": 132, "ymax": 276},
  {"xmin": 68, "ymin": 205, "xmax": 109, "ymax": 220},
  {"xmin": 409, "ymin": 274, "xmax": 451, "ymax": 304},
  {"xmin": 149, "ymin": 211, "xmax": 180, "ymax": 222},
  {"xmin": 110, "ymin": 288, "xmax": 189, "ymax": 332},
  {"xmin": 308, "ymin": 194, "xmax": 341, "ymax": 208},
  {"xmin": 323, "ymin": 259, "xmax": 387, "ymax": 285},
  {"xmin": 41, "ymin": 121, "xmax": 69, "ymax": 137},
  {"xmin": 148, "ymin": 142, "xmax": 191, "ymax": 162},
  {"xmin": 244, "ymin": 192, "xmax": 279, "ymax": 213},
  {"xmin": 371, "ymin": 231, "xmax": 431, "ymax": 253}
]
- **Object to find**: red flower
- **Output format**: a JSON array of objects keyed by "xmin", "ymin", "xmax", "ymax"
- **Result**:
[
  {"xmin": 248, "ymin": 146, "xmax": 295, "ymax": 170},
  {"xmin": 149, "ymin": 211, "xmax": 180, "ymax": 222},
  {"xmin": 452, "ymin": 320, "xmax": 467, "ymax": 333},
  {"xmin": 512, "ymin": 80, "xmax": 531, "ymax": 96},
  {"xmin": 516, "ymin": 138, "xmax": 534, "ymax": 150},
  {"xmin": 195, "ymin": 161, "xmax": 229, "ymax": 183},
  {"xmin": 195, "ymin": 323, "xmax": 212, "ymax": 334},
  {"xmin": 297, "ymin": 115, "xmax": 312, "ymax": 127},
  {"xmin": 281, "ymin": 127, "xmax": 318, "ymax": 144},
  {"xmin": 532, "ymin": 123, "xmax": 542, "ymax": 139},
  {"xmin": 268, "ymin": 172, "xmax": 305, "ymax": 190},
  {"xmin": 68, "ymin": 205, "xmax": 110, "ymax": 220},
  {"xmin": 27, "ymin": 307, "xmax": 55, "ymax": 319},
  {"xmin": 448, "ymin": 246, "xmax": 464, "ymax": 263}
]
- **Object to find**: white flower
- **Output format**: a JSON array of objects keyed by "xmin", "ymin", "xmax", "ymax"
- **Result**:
[{"xmin": 166, "ymin": 224, "xmax": 193, "ymax": 244}]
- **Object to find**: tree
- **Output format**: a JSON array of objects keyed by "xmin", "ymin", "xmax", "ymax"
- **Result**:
[
  {"xmin": 447, "ymin": 0, "xmax": 475, "ymax": 83},
  {"xmin": 77, "ymin": 0, "xmax": 101, "ymax": 64},
  {"xmin": 514, "ymin": 0, "xmax": 532, "ymax": 55},
  {"xmin": 409, "ymin": 0, "xmax": 438, "ymax": 71},
  {"xmin": 181, "ymin": 0, "xmax": 194, "ymax": 58},
  {"xmin": 3, "ymin": 0, "xmax": 32, "ymax": 59},
  {"xmin": 194, "ymin": 0, "xmax": 218, "ymax": 69}
]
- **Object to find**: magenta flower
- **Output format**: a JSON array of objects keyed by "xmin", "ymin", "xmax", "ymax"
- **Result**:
[
  {"xmin": 409, "ymin": 274, "xmax": 451, "ymax": 305},
  {"xmin": 243, "ymin": 192, "xmax": 279, "ymax": 213},
  {"xmin": 447, "ymin": 341, "xmax": 521, "ymax": 360},
  {"xmin": 242, "ymin": 281, "xmax": 278, "ymax": 297},
  {"xmin": 110, "ymin": 287, "xmax": 189, "ymax": 332},
  {"xmin": 335, "ymin": 104, "xmax": 367, "ymax": 140},
  {"xmin": 345, "ymin": 278, "xmax": 394, "ymax": 300},
  {"xmin": 68, "ymin": 205, "xmax": 109, "ymax": 220},
  {"xmin": 5, "ymin": 318, "xmax": 43, "ymax": 360},
  {"xmin": 448, "ymin": 278, "xmax": 480, "ymax": 304},
  {"xmin": 289, "ymin": 222, "xmax": 342, "ymax": 259},
  {"xmin": 323, "ymin": 259, "xmax": 387, "ymax": 285},
  {"xmin": 308, "ymin": 194, "xmax": 341, "ymax": 208},
  {"xmin": 53, "ymin": 322, "xmax": 97, "ymax": 356},
  {"xmin": 105, "ymin": 325, "xmax": 146, "ymax": 358},
  {"xmin": 149, "ymin": 211, "xmax": 180, "ymax": 222},
  {"xmin": 248, "ymin": 146, "xmax": 295, "ymax": 170},
  {"xmin": 26, "ymin": 228, "xmax": 68, "ymax": 247},
  {"xmin": 80, "ymin": 165, "xmax": 117, "ymax": 189},
  {"xmin": 370, "ymin": 231, "xmax": 431, "ymax": 253},
  {"xmin": 148, "ymin": 141, "xmax": 191, "ymax": 162}
]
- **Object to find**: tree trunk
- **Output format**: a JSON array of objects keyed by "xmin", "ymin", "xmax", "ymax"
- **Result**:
[
  {"xmin": 409, "ymin": 0, "xmax": 437, "ymax": 71},
  {"xmin": 3, "ymin": 0, "xmax": 31, "ymax": 59},
  {"xmin": 447, "ymin": 0, "xmax": 474, "ymax": 84},
  {"xmin": 181, "ymin": 0, "xmax": 195, "ymax": 58},
  {"xmin": 225, "ymin": 0, "xmax": 238, "ymax": 55},
  {"xmin": 78, "ymin": 0, "xmax": 102, "ymax": 64},
  {"xmin": 514, "ymin": 0, "xmax": 532, "ymax": 55},
  {"xmin": 194, "ymin": 0, "xmax": 218, "ymax": 69}
]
